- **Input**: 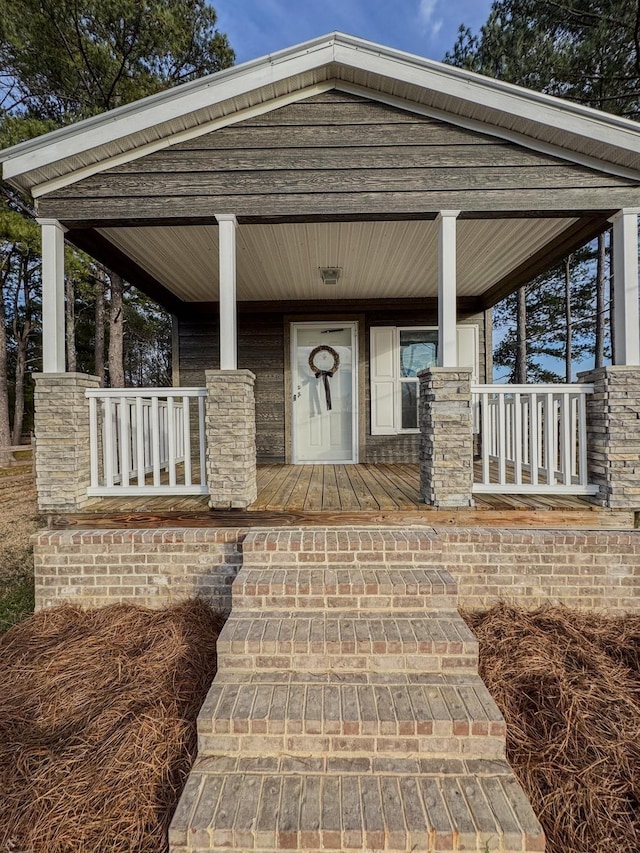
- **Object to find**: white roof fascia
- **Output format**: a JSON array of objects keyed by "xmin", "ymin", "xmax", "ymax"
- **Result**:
[
  {"xmin": 336, "ymin": 82, "xmax": 640, "ymax": 183},
  {"xmin": 3, "ymin": 31, "xmax": 640, "ymax": 187},
  {"xmin": 332, "ymin": 41, "xmax": 640, "ymax": 158},
  {"xmin": 1, "ymin": 37, "xmax": 338, "ymax": 181},
  {"xmin": 333, "ymin": 34, "xmax": 640, "ymax": 140}
]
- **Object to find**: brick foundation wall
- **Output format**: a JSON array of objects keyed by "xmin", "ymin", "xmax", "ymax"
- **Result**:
[
  {"xmin": 442, "ymin": 528, "xmax": 640, "ymax": 613},
  {"xmin": 33, "ymin": 526, "xmax": 640, "ymax": 615},
  {"xmin": 33, "ymin": 529, "xmax": 245, "ymax": 611}
]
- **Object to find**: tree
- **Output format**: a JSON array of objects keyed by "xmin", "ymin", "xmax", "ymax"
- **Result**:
[
  {"xmin": 0, "ymin": 0, "xmax": 233, "ymax": 436},
  {"xmin": 445, "ymin": 0, "xmax": 638, "ymax": 378},
  {"xmin": 0, "ymin": 0, "xmax": 234, "ymax": 120}
]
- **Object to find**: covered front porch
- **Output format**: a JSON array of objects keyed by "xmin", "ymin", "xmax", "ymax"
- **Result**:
[
  {"xmin": 3, "ymin": 35, "xmax": 639, "ymax": 518},
  {"xmin": 29, "ymin": 206, "xmax": 640, "ymax": 518}
]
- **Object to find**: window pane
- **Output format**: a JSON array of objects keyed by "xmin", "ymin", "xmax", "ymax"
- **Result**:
[
  {"xmin": 401, "ymin": 382, "xmax": 419, "ymax": 430},
  {"xmin": 399, "ymin": 330, "xmax": 438, "ymax": 377}
]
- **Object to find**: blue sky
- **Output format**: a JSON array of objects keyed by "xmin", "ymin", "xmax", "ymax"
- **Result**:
[{"xmin": 214, "ymin": 0, "xmax": 494, "ymax": 65}]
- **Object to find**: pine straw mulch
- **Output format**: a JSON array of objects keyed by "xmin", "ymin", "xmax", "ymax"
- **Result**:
[
  {"xmin": 2, "ymin": 600, "xmax": 639, "ymax": 853},
  {"xmin": 463, "ymin": 603, "xmax": 640, "ymax": 853},
  {"xmin": 0, "ymin": 599, "xmax": 226, "ymax": 853}
]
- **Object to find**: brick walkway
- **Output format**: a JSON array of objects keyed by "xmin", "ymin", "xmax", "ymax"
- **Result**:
[{"xmin": 170, "ymin": 529, "xmax": 544, "ymax": 852}]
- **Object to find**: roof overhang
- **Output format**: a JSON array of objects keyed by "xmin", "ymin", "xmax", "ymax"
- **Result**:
[{"xmin": 3, "ymin": 32, "xmax": 640, "ymax": 195}]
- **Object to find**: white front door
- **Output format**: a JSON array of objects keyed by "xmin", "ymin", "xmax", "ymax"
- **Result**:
[{"xmin": 291, "ymin": 322, "xmax": 357, "ymax": 463}]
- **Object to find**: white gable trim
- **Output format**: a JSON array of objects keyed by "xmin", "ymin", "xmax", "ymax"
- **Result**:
[
  {"xmin": 3, "ymin": 40, "xmax": 338, "ymax": 181},
  {"xmin": 336, "ymin": 83, "xmax": 640, "ymax": 183},
  {"xmin": 30, "ymin": 79, "xmax": 640, "ymax": 200},
  {"xmin": 30, "ymin": 82, "xmax": 336, "ymax": 199}
]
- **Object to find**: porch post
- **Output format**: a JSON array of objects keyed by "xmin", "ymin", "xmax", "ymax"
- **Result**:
[
  {"xmin": 437, "ymin": 210, "xmax": 460, "ymax": 367},
  {"xmin": 37, "ymin": 218, "xmax": 67, "ymax": 373},
  {"xmin": 610, "ymin": 209, "xmax": 640, "ymax": 366},
  {"xmin": 215, "ymin": 214, "xmax": 237, "ymax": 370}
]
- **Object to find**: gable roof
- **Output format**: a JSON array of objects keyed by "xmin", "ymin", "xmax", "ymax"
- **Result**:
[{"xmin": 3, "ymin": 31, "xmax": 640, "ymax": 197}]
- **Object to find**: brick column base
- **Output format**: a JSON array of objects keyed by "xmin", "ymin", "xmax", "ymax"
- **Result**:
[
  {"xmin": 33, "ymin": 372, "xmax": 100, "ymax": 512},
  {"xmin": 419, "ymin": 367, "xmax": 474, "ymax": 508},
  {"xmin": 579, "ymin": 366, "xmax": 640, "ymax": 509},
  {"xmin": 205, "ymin": 369, "xmax": 257, "ymax": 510}
]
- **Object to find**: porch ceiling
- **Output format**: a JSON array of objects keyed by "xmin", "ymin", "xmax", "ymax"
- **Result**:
[{"xmin": 96, "ymin": 217, "xmax": 579, "ymax": 304}]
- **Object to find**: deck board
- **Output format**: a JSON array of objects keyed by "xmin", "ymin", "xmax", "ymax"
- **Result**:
[{"xmin": 67, "ymin": 463, "xmax": 635, "ymax": 529}]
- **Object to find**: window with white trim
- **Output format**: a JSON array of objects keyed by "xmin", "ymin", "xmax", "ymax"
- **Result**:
[
  {"xmin": 370, "ymin": 325, "xmax": 478, "ymax": 436},
  {"xmin": 398, "ymin": 328, "xmax": 438, "ymax": 430}
]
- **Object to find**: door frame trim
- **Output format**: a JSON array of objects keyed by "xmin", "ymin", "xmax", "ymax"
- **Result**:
[{"xmin": 289, "ymin": 320, "xmax": 359, "ymax": 464}]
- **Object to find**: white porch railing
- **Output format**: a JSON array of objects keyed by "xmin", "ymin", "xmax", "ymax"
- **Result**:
[
  {"xmin": 86, "ymin": 388, "xmax": 208, "ymax": 496},
  {"xmin": 472, "ymin": 384, "xmax": 598, "ymax": 494}
]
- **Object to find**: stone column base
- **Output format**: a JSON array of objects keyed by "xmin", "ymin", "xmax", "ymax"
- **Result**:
[
  {"xmin": 578, "ymin": 366, "xmax": 640, "ymax": 509},
  {"xmin": 33, "ymin": 372, "xmax": 100, "ymax": 512},
  {"xmin": 419, "ymin": 367, "xmax": 474, "ymax": 508},
  {"xmin": 205, "ymin": 369, "xmax": 257, "ymax": 509}
]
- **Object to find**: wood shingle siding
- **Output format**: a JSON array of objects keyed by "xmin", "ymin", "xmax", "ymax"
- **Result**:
[{"xmin": 37, "ymin": 91, "xmax": 639, "ymax": 222}]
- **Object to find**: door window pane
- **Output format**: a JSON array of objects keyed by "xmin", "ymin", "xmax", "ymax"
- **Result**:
[{"xmin": 399, "ymin": 330, "xmax": 438, "ymax": 377}]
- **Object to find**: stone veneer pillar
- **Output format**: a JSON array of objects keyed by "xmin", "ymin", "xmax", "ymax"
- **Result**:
[
  {"xmin": 205, "ymin": 369, "xmax": 257, "ymax": 509},
  {"xmin": 33, "ymin": 372, "xmax": 100, "ymax": 512},
  {"xmin": 419, "ymin": 367, "xmax": 474, "ymax": 508},
  {"xmin": 578, "ymin": 366, "xmax": 640, "ymax": 509}
]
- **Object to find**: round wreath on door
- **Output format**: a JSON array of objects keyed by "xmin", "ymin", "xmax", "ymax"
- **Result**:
[{"xmin": 308, "ymin": 345, "xmax": 340, "ymax": 411}]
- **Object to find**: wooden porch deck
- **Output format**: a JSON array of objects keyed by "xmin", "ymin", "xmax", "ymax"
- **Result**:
[{"xmin": 50, "ymin": 464, "xmax": 636, "ymax": 529}]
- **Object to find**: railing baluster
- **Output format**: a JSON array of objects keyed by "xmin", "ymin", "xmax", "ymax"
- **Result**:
[
  {"xmin": 183, "ymin": 396, "xmax": 192, "ymax": 487},
  {"xmin": 119, "ymin": 395, "xmax": 130, "ymax": 487},
  {"xmin": 570, "ymin": 395, "xmax": 578, "ymax": 479},
  {"xmin": 529, "ymin": 393, "xmax": 539, "ymax": 486},
  {"xmin": 497, "ymin": 393, "xmax": 507, "ymax": 485},
  {"xmin": 103, "ymin": 398, "xmax": 114, "ymax": 488},
  {"xmin": 136, "ymin": 396, "xmax": 145, "ymax": 486},
  {"xmin": 151, "ymin": 395, "xmax": 161, "ymax": 487},
  {"xmin": 561, "ymin": 392, "xmax": 572, "ymax": 485},
  {"xmin": 513, "ymin": 393, "xmax": 522, "ymax": 485},
  {"xmin": 167, "ymin": 396, "xmax": 176, "ymax": 487},
  {"xmin": 198, "ymin": 393, "xmax": 206, "ymax": 486},
  {"xmin": 481, "ymin": 392, "xmax": 490, "ymax": 484},
  {"xmin": 578, "ymin": 392, "xmax": 588, "ymax": 486},
  {"xmin": 89, "ymin": 395, "xmax": 99, "ymax": 489},
  {"xmin": 544, "ymin": 392, "xmax": 555, "ymax": 486}
]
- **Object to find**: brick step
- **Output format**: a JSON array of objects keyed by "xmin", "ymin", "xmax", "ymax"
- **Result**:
[
  {"xmin": 170, "ymin": 759, "xmax": 545, "ymax": 852},
  {"xmin": 196, "ymin": 679, "xmax": 506, "ymax": 759},
  {"xmin": 242, "ymin": 528, "xmax": 437, "ymax": 564},
  {"xmin": 215, "ymin": 611, "xmax": 478, "ymax": 674},
  {"xmin": 232, "ymin": 566, "xmax": 458, "ymax": 611}
]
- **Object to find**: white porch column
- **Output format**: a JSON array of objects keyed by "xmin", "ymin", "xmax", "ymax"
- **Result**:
[
  {"xmin": 37, "ymin": 218, "xmax": 67, "ymax": 372},
  {"xmin": 610, "ymin": 208, "xmax": 640, "ymax": 365},
  {"xmin": 215, "ymin": 214, "xmax": 238, "ymax": 370},
  {"xmin": 437, "ymin": 210, "xmax": 460, "ymax": 367}
]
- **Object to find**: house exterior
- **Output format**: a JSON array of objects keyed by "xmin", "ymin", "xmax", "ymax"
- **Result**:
[
  {"xmin": 0, "ymin": 29, "xmax": 636, "ymax": 564},
  {"xmin": 5, "ymin": 33, "xmax": 640, "ymax": 853},
  {"xmin": 2, "ymin": 33, "xmax": 639, "ymax": 520}
]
